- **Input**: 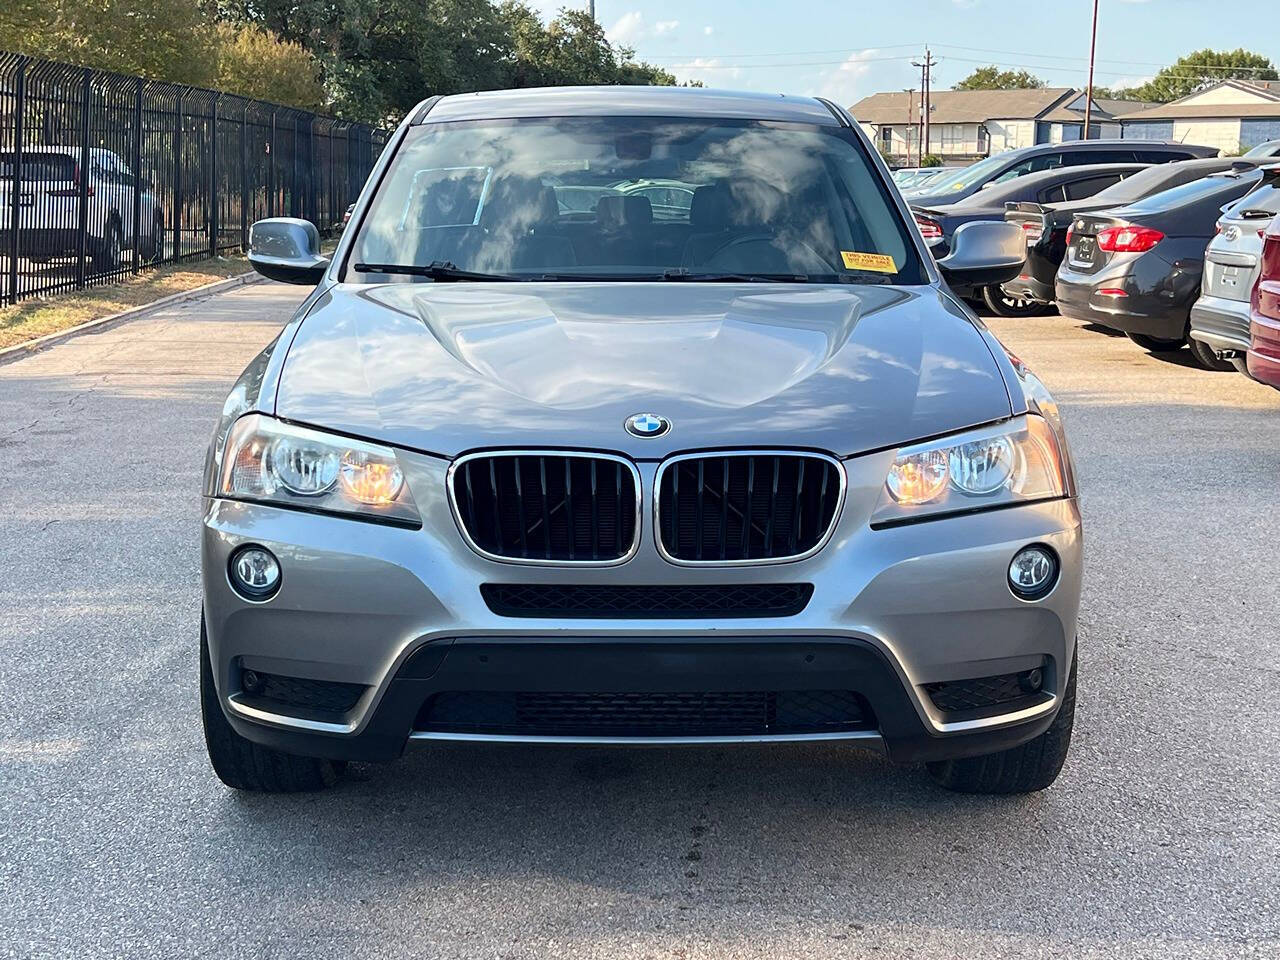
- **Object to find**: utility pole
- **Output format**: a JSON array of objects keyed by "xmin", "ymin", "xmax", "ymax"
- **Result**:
[
  {"xmin": 587, "ymin": 0, "xmax": 595, "ymax": 19},
  {"xmin": 1084, "ymin": 0, "xmax": 1099, "ymax": 140},
  {"xmin": 912, "ymin": 49, "xmax": 938, "ymax": 159},
  {"xmin": 905, "ymin": 88, "xmax": 917, "ymax": 167}
]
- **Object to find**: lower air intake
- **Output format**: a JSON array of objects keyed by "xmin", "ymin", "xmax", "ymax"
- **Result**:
[{"xmin": 416, "ymin": 689, "xmax": 872, "ymax": 737}]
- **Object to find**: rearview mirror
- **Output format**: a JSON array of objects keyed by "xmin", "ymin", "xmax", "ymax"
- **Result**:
[
  {"xmin": 936, "ymin": 220, "xmax": 1025, "ymax": 290},
  {"xmin": 247, "ymin": 218, "xmax": 330, "ymax": 285}
]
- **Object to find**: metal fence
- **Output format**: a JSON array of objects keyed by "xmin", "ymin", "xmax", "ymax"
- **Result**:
[{"xmin": 0, "ymin": 52, "xmax": 387, "ymax": 306}]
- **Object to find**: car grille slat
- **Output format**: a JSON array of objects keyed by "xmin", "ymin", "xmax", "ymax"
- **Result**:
[
  {"xmin": 417, "ymin": 689, "xmax": 873, "ymax": 737},
  {"xmin": 452, "ymin": 453, "xmax": 638, "ymax": 563},
  {"xmin": 657, "ymin": 454, "xmax": 842, "ymax": 563},
  {"xmin": 481, "ymin": 582, "xmax": 814, "ymax": 618}
]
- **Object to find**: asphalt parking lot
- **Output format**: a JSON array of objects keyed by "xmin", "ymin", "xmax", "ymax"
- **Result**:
[{"xmin": 2, "ymin": 280, "xmax": 1278, "ymax": 959}]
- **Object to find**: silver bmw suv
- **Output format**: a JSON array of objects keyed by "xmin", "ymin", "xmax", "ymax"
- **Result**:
[{"xmin": 201, "ymin": 87, "xmax": 1082, "ymax": 795}]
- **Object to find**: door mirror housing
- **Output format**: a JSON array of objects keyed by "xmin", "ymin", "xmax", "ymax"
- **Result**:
[
  {"xmin": 936, "ymin": 220, "xmax": 1026, "ymax": 290},
  {"xmin": 247, "ymin": 218, "xmax": 330, "ymax": 285}
]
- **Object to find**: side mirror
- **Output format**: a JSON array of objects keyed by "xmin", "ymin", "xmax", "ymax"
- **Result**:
[
  {"xmin": 247, "ymin": 218, "xmax": 330, "ymax": 285},
  {"xmin": 936, "ymin": 220, "xmax": 1025, "ymax": 290}
]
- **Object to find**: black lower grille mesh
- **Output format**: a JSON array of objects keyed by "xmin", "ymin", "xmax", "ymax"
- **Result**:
[
  {"xmin": 480, "ymin": 582, "xmax": 813, "ymax": 618},
  {"xmin": 926, "ymin": 672, "xmax": 1040, "ymax": 715},
  {"xmin": 246, "ymin": 671, "xmax": 367, "ymax": 714},
  {"xmin": 453, "ymin": 454, "xmax": 638, "ymax": 562},
  {"xmin": 417, "ymin": 690, "xmax": 872, "ymax": 737},
  {"xmin": 657, "ymin": 454, "xmax": 842, "ymax": 562}
]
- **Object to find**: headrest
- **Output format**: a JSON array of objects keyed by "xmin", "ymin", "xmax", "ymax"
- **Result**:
[
  {"xmin": 690, "ymin": 181, "xmax": 788, "ymax": 229},
  {"xmin": 480, "ymin": 177, "xmax": 558, "ymax": 230},
  {"xmin": 596, "ymin": 194, "xmax": 653, "ymax": 229}
]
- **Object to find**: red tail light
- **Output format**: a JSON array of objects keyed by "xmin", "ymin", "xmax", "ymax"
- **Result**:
[
  {"xmin": 1020, "ymin": 221, "xmax": 1043, "ymax": 243},
  {"xmin": 1096, "ymin": 225, "xmax": 1164, "ymax": 253},
  {"xmin": 1065, "ymin": 225, "xmax": 1074, "ymax": 244},
  {"xmin": 914, "ymin": 212, "xmax": 943, "ymax": 240}
]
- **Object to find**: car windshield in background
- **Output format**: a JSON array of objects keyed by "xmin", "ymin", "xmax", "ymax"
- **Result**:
[
  {"xmin": 0, "ymin": 153, "xmax": 76, "ymax": 180},
  {"xmin": 1120, "ymin": 170, "xmax": 1261, "ymax": 215},
  {"xmin": 908, "ymin": 153, "xmax": 1009, "ymax": 195},
  {"xmin": 350, "ymin": 116, "xmax": 925, "ymax": 284},
  {"xmin": 1081, "ymin": 164, "xmax": 1181, "ymax": 206}
]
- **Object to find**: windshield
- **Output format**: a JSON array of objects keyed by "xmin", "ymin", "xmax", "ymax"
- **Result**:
[
  {"xmin": 1120, "ymin": 170, "xmax": 1262, "ymax": 215},
  {"xmin": 907, "ymin": 153, "xmax": 1011, "ymax": 195},
  {"xmin": 349, "ymin": 116, "xmax": 926, "ymax": 284},
  {"xmin": 1244, "ymin": 140, "xmax": 1280, "ymax": 158},
  {"xmin": 1082, "ymin": 164, "xmax": 1188, "ymax": 205}
]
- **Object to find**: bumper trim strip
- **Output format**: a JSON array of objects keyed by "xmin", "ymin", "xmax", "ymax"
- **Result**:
[
  {"xmin": 226, "ymin": 694, "xmax": 357, "ymax": 735},
  {"xmin": 409, "ymin": 729, "xmax": 884, "ymax": 746}
]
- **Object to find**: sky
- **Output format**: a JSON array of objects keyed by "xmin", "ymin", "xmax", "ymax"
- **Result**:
[{"xmin": 526, "ymin": 0, "xmax": 1279, "ymax": 105}]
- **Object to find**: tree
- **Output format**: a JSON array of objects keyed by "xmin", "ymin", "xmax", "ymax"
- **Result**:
[
  {"xmin": 0, "ymin": 0, "xmax": 219, "ymax": 86},
  {"xmin": 213, "ymin": 24, "xmax": 326, "ymax": 111},
  {"xmin": 953, "ymin": 66, "xmax": 1045, "ymax": 91},
  {"xmin": 1129, "ymin": 48, "xmax": 1278, "ymax": 103}
]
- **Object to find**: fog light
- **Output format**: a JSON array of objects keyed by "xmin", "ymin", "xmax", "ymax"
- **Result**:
[
  {"xmin": 1008, "ymin": 545, "xmax": 1058, "ymax": 600},
  {"xmin": 229, "ymin": 545, "xmax": 281, "ymax": 601}
]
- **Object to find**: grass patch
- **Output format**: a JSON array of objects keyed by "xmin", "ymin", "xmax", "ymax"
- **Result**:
[{"xmin": 0, "ymin": 256, "xmax": 250, "ymax": 350}]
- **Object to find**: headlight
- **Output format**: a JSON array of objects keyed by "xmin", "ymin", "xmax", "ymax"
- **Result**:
[
  {"xmin": 872, "ymin": 415, "xmax": 1066, "ymax": 525},
  {"xmin": 218, "ymin": 414, "xmax": 420, "ymax": 525}
]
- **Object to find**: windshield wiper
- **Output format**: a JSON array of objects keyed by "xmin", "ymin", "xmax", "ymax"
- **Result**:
[
  {"xmin": 661, "ymin": 269, "xmax": 811, "ymax": 283},
  {"xmin": 352, "ymin": 260, "xmax": 515, "ymax": 282}
]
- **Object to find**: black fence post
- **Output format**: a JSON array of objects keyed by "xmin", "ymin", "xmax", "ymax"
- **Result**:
[
  {"xmin": 268, "ymin": 108, "xmax": 276, "ymax": 218},
  {"xmin": 174, "ymin": 91, "xmax": 183, "ymax": 260},
  {"xmin": 292, "ymin": 113, "xmax": 300, "ymax": 218},
  {"xmin": 131, "ymin": 76, "xmax": 143, "ymax": 273},
  {"xmin": 6, "ymin": 56, "xmax": 26, "ymax": 306},
  {"xmin": 75, "ymin": 67, "xmax": 91, "ymax": 289},
  {"xmin": 240, "ymin": 103, "xmax": 249, "ymax": 250},
  {"xmin": 209, "ymin": 95, "xmax": 218, "ymax": 256}
]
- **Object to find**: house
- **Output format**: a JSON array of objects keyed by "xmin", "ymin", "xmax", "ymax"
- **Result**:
[
  {"xmin": 1119, "ymin": 80, "xmax": 1280, "ymax": 153},
  {"xmin": 849, "ymin": 87, "xmax": 1158, "ymax": 166}
]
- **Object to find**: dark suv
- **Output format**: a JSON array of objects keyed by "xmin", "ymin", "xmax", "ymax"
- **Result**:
[{"xmin": 902, "ymin": 140, "xmax": 1219, "ymax": 208}]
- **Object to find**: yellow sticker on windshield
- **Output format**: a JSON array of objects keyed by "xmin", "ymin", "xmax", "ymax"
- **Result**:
[{"xmin": 841, "ymin": 251, "xmax": 897, "ymax": 273}]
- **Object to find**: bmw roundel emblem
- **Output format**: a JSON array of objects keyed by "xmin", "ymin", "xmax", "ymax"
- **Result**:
[{"xmin": 625, "ymin": 413, "xmax": 670, "ymax": 438}]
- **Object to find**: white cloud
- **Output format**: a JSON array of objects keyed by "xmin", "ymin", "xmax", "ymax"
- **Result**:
[
  {"xmin": 674, "ymin": 57, "xmax": 742, "ymax": 87},
  {"xmin": 609, "ymin": 11, "xmax": 681, "ymax": 46},
  {"xmin": 608, "ymin": 11, "xmax": 645, "ymax": 46},
  {"xmin": 808, "ymin": 49, "xmax": 880, "ymax": 106},
  {"xmin": 703, "ymin": 25, "xmax": 714, "ymax": 36}
]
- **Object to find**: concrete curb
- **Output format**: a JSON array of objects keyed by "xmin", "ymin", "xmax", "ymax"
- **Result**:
[{"xmin": 0, "ymin": 270, "xmax": 264, "ymax": 366}]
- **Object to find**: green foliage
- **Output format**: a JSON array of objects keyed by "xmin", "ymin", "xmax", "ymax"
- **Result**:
[
  {"xmin": 1099, "ymin": 49, "xmax": 1278, "ymax": 103},
  {"xmin": 952, "ymin": 66, "xmax": 1045, "ymax": 91},
  {"xmin": 1, "ymin": 0, "xmax": 677, "ymax": 121},
  {"xmin": 0, "ymin": 0, "xmax": 219, "ymax": 86},
  {"xmin": 920, "ymin": 154, "xmax": 943, "ymax": 168},
  {"xmin": 213, "ymin": 24, "xmax": 326, "ymax": 111},
  {"xmin": 218, "ymin": 0, "xmax": 676, "ymax": 123}
]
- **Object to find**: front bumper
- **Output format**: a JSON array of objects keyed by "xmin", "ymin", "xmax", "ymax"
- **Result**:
[{"xmin": 202, "ymin": 449, "xmax": 1082, "ymax": 764}]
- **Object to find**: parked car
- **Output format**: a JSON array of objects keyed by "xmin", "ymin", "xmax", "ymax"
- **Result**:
[
  {"xmin": 902, "ymin": 140, "xmax": 1218, "ymax": 207},
  {"xmin": 1004, "ymin": 157, "xmax": 1259, "ymax": 308},
  {"xmin": 1244, "ymin": 140, "xmax": 1280, "ymax": 159},
  {"xmin": 1189, "ymin": 165, "xmax": 1280, "ymax": 374},
  {"xmin": 1248, "ymin": 216, "xmax": 1280, "ymax": 388},
  {"xmin": 892, "ymin": 167, "xmax": 946, "ymax": 190},
  {"xmin": 0, "ymin": 146, "xmax": 164, "ymax": 267},
  {"xmin": 205, "ymin": 86, "xmax": 1081, "ymax": 797},
  {"xmin": 913, "ymin": 163, "xmax": 1149, "ymax": 315},
  {"xmin": 1055, "ymin": 164, "xmax": 1264, "ymax": 369}
]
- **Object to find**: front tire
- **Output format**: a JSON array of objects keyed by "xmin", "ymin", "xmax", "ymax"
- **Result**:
[
  {"xmin": 1186, "ymin": 336, "xmax": 1236, "ymax": 371},
  {"xmin": 200, "ymin": 616, "xmax": 345, "ymax": 793},
  {"xmin": 927, "ymin": 653, "xmax": 1076, "ymax": 794},
  {"xmin": 981, "ymin": 285, "xmax": 1049, "ymax": 318}
]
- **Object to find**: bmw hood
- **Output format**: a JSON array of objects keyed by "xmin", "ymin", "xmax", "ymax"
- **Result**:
[{"xmin": 274, "ymin": 281, "xmax": 1013, "ymax": 458}]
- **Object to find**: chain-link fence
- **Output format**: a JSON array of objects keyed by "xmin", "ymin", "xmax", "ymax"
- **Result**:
[{"xmin": 0, "ymin": 52, "xmax": 387, "ymax": 305}]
